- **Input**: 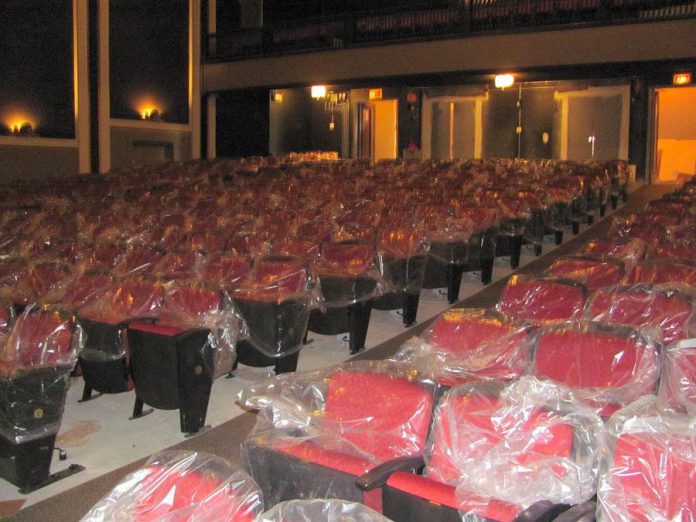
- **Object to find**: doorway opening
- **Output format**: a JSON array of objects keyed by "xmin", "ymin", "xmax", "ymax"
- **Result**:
[
  {"xmin": 653, "ymin": 85, "xmax": 696, "ymax": 183},
  {"xmin": 357, "ymin": 99, "xmax": 398, "ymax": 161}
]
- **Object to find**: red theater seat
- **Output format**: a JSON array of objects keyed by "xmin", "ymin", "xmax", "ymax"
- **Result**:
[
  {"xmin": 658, "ymin": 340, "xmax": 696, "ymax": 415},
  {"xmin": 81, "ymin": 451, "xmax": 263, "ymax": 521},
  {"xmin": 242, "ymin": 366, "xmax": 435, "ymax": 511},
  {"xmin": 532, "ymin": 323, "xmax": 659, "ymax": 416},
  {"xmin": 381, "ymin": 379, "xmax": 602, "ymax": 522},
  {"xmin": 547, "ymin": 256, "xmax": 624, "ymax": 292},
  {"xmin": 624, "ymin": 259, "xmax": 696, "ymax": 286},
  {"xmin": 497, "ymin": 275, "xmax": 587, "ymax": 325}
]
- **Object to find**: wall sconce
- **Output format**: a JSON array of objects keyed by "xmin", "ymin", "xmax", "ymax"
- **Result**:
[
  {"xmin": 311, "ymin": 85, "xmax": 327, "ymax": 99},
  {"xmin": 270, "ymin": 90, "xmax": 283, "ymax": 103},
  {"xmin": 673, "ymin": 71, "xmax": 692, "ymax": 86},
  {"xmin": 323, "ymin": 90, "xmax": 348, "ymax": 132},
  {"xmin": 8, "ymin": 121, "xmax": 34, "ymax": 136},
  {"xmin": 494, "ymin": 74, "xmax": 515, "ymax": 89}
]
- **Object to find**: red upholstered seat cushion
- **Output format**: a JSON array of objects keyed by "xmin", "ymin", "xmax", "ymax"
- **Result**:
[
  {"xmin": 430, "ymin": 309, "xmax": 529, "ymax": 384},
  {"xmin": 234, "ymin": 259, "xmax": 308, "ymax": 302},
  {"xmin": 379, "ymin": 227, "xmax": 424, "ymax": 259},
  {"xmin": 547, "ymin": 257, "xmax": 623, "ymax": 292},
  {"xmin": 498, "ymin": 276, "xmax": 586, "ymax": 324},
  {"xmin": 157, "ymin": 285, "xmax": 220, "ymax": 328},
  {"xmin": 533, "ymin": 329, "xmax": 657, "ymax": 414},
  {"xmin": 200, "ymin": 255, "xmax": 250, "ymax": 291},
  {"xmin": 130, "ymin": 465, "xmax": 258, "ymax": 522},
  {"xmin": 0, "ymin": 312, "xmax": 73, "ymax": 371},
  {"xmin": 386, "ymin": 472, "xmax": 522, "ymax": 521},
  {"xmin": 322, "ymin": 371, "xmax": 433, "ymax": 462},
  {"xmin": 625, "ymin": 261, "xmax": 696, "ymax": 286},
  {"xmin": 655, "ymin": 244, "xmax": 696, "ymax": 263},
  {"xmin": 427, "ymin": 394, "xmax": 573, "ymax": 485},
  {"xmin": 62, "ymin": 271, "xmax": 113, "ymax": 311},
  {"xmin": 316, "ymin": 243, "xmax": 374, "ymax": 277},
  {"xmin": 587, "ymin": 287, "xmax": 692, "ymax": 345},
  {"xmin": 80, "ymin": 279, "xmax": 164, "ymax": 325},
  {"xmin": 604, "ymin": 433, "xmax": 696, "ymax": 521},
  {"xmin": 277, "ymin": 441, "xmax": 375, "ymax": 478}
]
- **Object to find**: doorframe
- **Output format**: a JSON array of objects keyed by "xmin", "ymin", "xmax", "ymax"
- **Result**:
[{"xmin": 421, "ymin": 94, "xmax": 484, "ymax": 160}]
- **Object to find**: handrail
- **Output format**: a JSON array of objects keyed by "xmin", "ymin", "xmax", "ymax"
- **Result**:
[{"xmin": 205, "ymin": 0, "xmax": 695, "ymax": 62}]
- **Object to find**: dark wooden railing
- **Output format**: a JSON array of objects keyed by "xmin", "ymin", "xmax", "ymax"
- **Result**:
[{"xmin": 206, "ymin": 0, "xmax": 695, "ymax": 62}]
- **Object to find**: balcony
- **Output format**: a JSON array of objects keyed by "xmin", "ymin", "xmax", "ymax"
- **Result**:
[{"xmin": 206, "ymin": 0, "xmax": 695, "ymax": 63}]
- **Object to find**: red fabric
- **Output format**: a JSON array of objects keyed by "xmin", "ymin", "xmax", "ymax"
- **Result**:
[
  {"xmin": 201, "ymin": 255, "xmax": 250, "ymax": 290},
  {"xmin": 278, "ymin": 441, "xmax": 375, "ymax": 477},
  {"xmin": 625, "ymin": 261, "xmax": 696, "ymax": 286},
  {"xmin": 317, "ymin": 243, "xmax": 374, "ymax": 277},
  {"xmin": 587, "ymin": 287, "xmax": 692, "ymax": 345},
  {"xmin": 379, "ymin": 227, "xmax": 424, "ymax": 259},
  {"xmin": 129, "ymin": 321, "xmax": 183, "ymax": 337},
  {"xmin": 498, "ymin": 276, "xmax": 586, "ymax": 324},
  {"xmin": 323, "ymin": 371, "xmax": 433, "ymax": 462},
  {"xmin": 428, "ymin": 394, "xmax": 574, "ymax": 485},
  {"xmin": 606, "ymin": 433, "xmax": 696, "ymax": 521},
  {"xmin": 655, "ymin": 244, "xmax": 696, "ymax": 264},
  {"xmin": 235, "ymin": 259, "xmax": 307, "ymax": 302},
  {"xmin": 157, "ymin": 285, "xmax": 220, "ymax": 327},
  {"xmin": 80, "ymin": 279, "xmax": 163, "ymax": 324},
  {"xmin": 535, "ymin": 330, "xmax": 641, "ymax": 388},
  {"xmin": 131, "ymin": 465, "xmax": 257, "ymax": 522},
  {"xmin": 548, "ymin": 257, "xmax": 623, "ymax": 292},
  {"xmin": 0, "ymin": 312, "xmax": 72, "ymax": 369},
  {"xmin": 62, "ymin": 272, "xmax": 113, "ymax": 311},
  {"xmin": 387, "ymin": 472, "xmax": 521, "ymax": 521}
]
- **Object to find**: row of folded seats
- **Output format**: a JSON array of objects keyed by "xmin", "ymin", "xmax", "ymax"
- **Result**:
[
  {"xmin": 230, "ymin": 178, "xmax": 696, "ymax": 520},
  {"xmin": 0, "ymin": 157, "xmax": 627, "ymax": 494}
]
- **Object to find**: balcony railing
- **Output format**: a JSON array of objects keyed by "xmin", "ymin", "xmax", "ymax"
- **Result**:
[{"xmin": 206, "ymin": 0, "xmax": 695, "ymax": 62}]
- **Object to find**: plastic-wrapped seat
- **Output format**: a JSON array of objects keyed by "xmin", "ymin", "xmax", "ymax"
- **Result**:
[
  {"xmin": 240, "ymin": 361, "xmax": 436, "ymax": 511},
  {"xmin": 597, "ymin": 396, "xmax": 695, "ymax": 522},
  {"xmin": 658, "ymin": 339, "xmax": 696, "ymax": 415},
  {"xmin": 394, "ymin": 308, "xmax": 531, "ymax": 387},
  {"xmin": 378, "ymin": 378, "xmax": 605, "ymax": 522},
  {"xmin": 81, "ymin": 451, "xmax": 263, "ymax": 521},
  {"xmin": 546, "ymin": 256, "xmax": 624, "ymax": 292},
  {"xmin": 233, "ymin": 256, "xmax": 316, "ymax": 374},
  {"xmin": 127, "ymin": 281, "xmax": 242, "ymax": 434},
  {"xmin": 531, "ymin": 322, "xmax": 660, "ymax": 417},
  {"xmin": 623, "ymin": 259, "xmax": 696, "ymax": 286},
  {"xmin": 585, "ymin": 284, "xmax": 696, "ymax": 346},
  {"xmin": 497, "ymin": 274, "xmax": 587, "ymax": 326},
  {"xmin": 308, "ymin": 242, "xmax": 382, "ymax": 354},
  {"xmin": 259, "ymin": 499, "xmax": 392, "ymax": 522},
  {"xmin": 0, "ymin": 307, "xmax": 84, "ymax": 492},
  {"xmin": 200, "ymin": 253, "xmax": 251, "ymax": 292},
  {"xmin": 372, "ymin": 223, "xmax": 429, "ymax": 327},
  {"xmin": 458, "ymin": 206, "xmax": 498, "ymax": 287},
  {"xmin": 578, "ymin": 237, "xmax": 647, "ymax": 268},
  {"xmin": 77, "ymin": 277, "xmax": 164, "ymax": 401}
]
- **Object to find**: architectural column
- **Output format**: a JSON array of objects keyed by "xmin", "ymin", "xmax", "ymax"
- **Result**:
[
  {"xmin": 189, "ymin": 0, "xmax": 202, "ymax": 159},
  {"xmin": 73, "ymin": 0, "xmax": 91, "ymax": 174},
  {"xmin": 206, "ymin": 0, "xmax": 217, "ymax": 159},
  {"xmin": 97, "ymin": 0, "xmax": 110, "ymax": 173}
]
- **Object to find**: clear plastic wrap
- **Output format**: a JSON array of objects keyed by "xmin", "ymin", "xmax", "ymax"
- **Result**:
[
  {"xmin": 579, "ymin": 237, "xmax": 647, "ymax": 267},
  {"xmin": 313, "ymin": 241, "xmax": 386, "ymax": 306},
  {"xmin": 419, "ymin": 377, "xmax": 605, "ymax": 520},
  {"xmin": 393, "ymin": 308, "xmax": 531, "ymax": 386},
  {"xmin": 658, "ymin": 339, "xmax": 696, "ymax": 415},
  {"xmin": 497, "ymin": 274, "xmax": 587, "ymax": 325},
  {"xmin": 597, "ymin": 395, "xmax": 696, "ymax": 522},
  {"xmin": 259, "ymin": 499, "xmax": 393, "ymax": 522},
  {"xmin": 377, "ymin": 222, "xmax": 429, "ymax": 294},
  {"xmin": 585, "ymin": 284, "xmax": 696, "ymax": 346},
  {"xmin": 240, "ymin": 360, "xmax": 436, "ymax": 507},
  {"xmin": 624, "ymin": 259, "xmax": 696, "ymax": 286},
  {"xmin": 546, "ymin": 256, "xmax": 624, "ymax": 292},
  {"xmin": 200, "ymin": 254, "xmax": 251, "ymax": 291},
  {"xmin": 233, "ymin": 256, "xmax": 320, "ymax": 358},
  {"xmin": 81, "ymin": 451, "xmax": 264, "ymax": 522},
  {"xmin": 531, "ymin": 321, "xmax": 660, "ymax": 417},
  {"xmin": 0, "ymin": 306, "xmax": 84, "ymax": 444}
]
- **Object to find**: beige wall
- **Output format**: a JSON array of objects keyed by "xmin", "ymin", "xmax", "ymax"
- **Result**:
[
  {"xmin": 204, "ymin": 19, "xmax": 696, "ymax": 92},
  {"xmin": 0, "ymin": 141, "xmax": 79, "ymax": 180}
]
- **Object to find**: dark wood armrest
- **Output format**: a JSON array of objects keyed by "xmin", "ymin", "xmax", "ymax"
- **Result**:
[{"xmin": 356, "ymin": 455, "xmax": 425, "ymax": 491}]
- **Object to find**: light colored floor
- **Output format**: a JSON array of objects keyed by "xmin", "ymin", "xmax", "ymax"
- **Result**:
[{"xmin": 0, "ymin": 214, "xmax": 613, "ymax": 508}]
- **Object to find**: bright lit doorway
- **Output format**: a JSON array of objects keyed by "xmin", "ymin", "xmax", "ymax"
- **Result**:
[
  {"xmin": 653, "ymin": 86, "xmax": 696, "ymax": 183},
  {"xmin": 369, "ymin": 99, "xmax": 398, "ymax": 161}
]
